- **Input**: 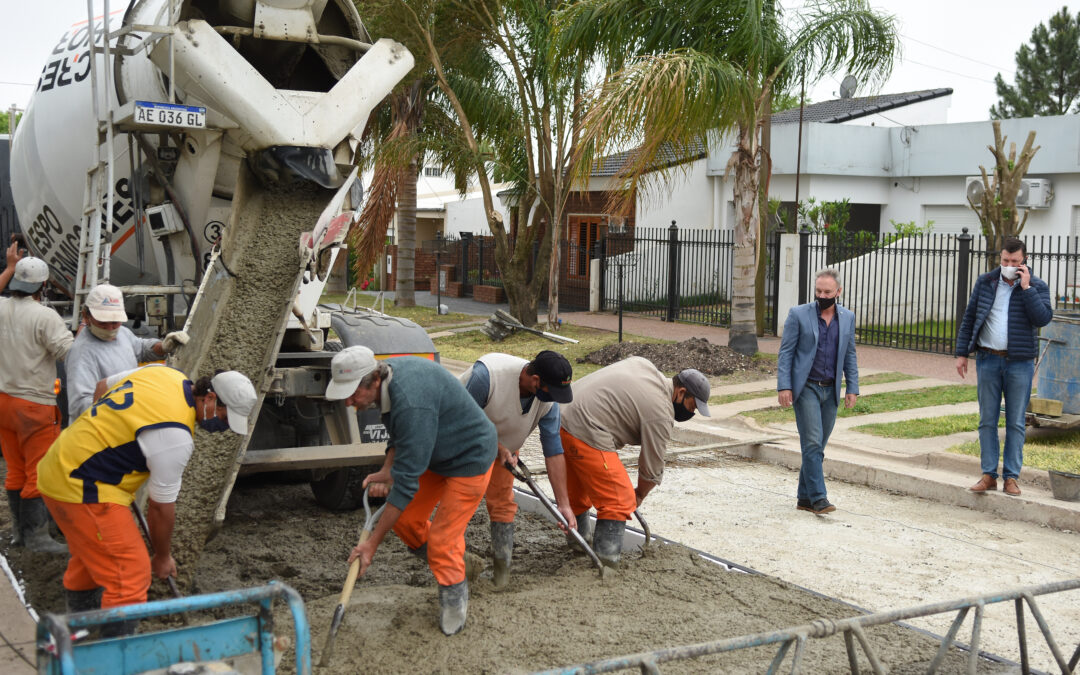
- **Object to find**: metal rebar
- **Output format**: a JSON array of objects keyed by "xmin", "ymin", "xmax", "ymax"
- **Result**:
[
  {"xmin": 765, "ymin": 638, "xmax": 793, "ymax": 675},
  {"xmin": 789, "ymin": 635, "xmax": 807, "ymax": 674},
  {"xmin": 1015, "ymin": 597, "xmax": 1030, "ymax": 674},
  {"xmin": 843, "ymin": 629, "xmax": 860, "ymax": 674},
  {"xmin": 849, "ymin": 624, "xmax": 885, "ymax": 675},
  {"xmin": 927, "ymin": 606, "xmax": 969, "ymax": 674},
  {"xmin": 967, "ymin": 603, "xmax": 983, "ymax": 675},
  {"xmin": 1022, "ymin": 592, "xmax": 1072, "ymax": 673}
]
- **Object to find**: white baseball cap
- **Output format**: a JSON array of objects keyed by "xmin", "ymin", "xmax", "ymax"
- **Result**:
[
  {"xmin": 9, "ymin": 257, "xmax": 49, "ymax": 294},
  {"xmin": 86, "ymin": 284, "xmax": 128, "ymax": 322},
  {"xmin": 325, "ymin": 345, "xmax": 377, "ymax": 400},
  {"xmin": 211, "ymin": 371, "xmax": 257, "ymax": 434}
]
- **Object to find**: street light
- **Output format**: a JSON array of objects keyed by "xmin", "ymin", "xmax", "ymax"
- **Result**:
[{"xmin": 422, "ymin": 232, "xmax": 450, "ymax": 315}]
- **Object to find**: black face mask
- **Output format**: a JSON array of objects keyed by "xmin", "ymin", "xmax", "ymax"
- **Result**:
[
  {"xmin": 673, "ymin": 395, "xmax": 695, "ymax": 422},
  {"xmin": 816, "ymin": 296, "xmax": 836, "ymax": 310},
  {"xmin": 535, "ymin": 389, "xmax": 554, "ymax": 403},
  {"xmin": 200, "ymin": 417, "xmax": 230, "ymax": 433}
]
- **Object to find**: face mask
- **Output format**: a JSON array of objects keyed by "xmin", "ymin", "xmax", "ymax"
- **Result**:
[
  {"xmin": 816, "ymin": 296, "xmax": 836, "ymax": 311},
  {"xmin": 199, "ymin": 399, "xmax": 231, "ymax": 433},
  {"xmin": 1000, "ymin": 266, "xmax": 1019, "ymax": 280},
  {"xmin": 535, "ymin": 389, "xmax": 554, "ymax": 403},
  {"xmin": 89, "ymin": 324, "xmax": 120, "ymax": 341},
  {"xmin": 673, "ymin": 395, "xmax": 695, "ymax": 422}
]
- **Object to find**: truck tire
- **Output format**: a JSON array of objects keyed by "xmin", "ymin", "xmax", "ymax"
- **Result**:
[{"xmin": 310, "ymin": 466, "xmax": 373, "ymax": 511}]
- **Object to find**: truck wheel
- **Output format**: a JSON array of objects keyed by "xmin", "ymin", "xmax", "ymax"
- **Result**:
[{"xmin": 310, "ymin": 466, "xmax": 381, "ymax": 511}]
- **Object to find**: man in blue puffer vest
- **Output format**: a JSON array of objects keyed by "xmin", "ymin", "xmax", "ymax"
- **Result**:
[{"xmin": 954, "ymin": 237, "xmax": 1053, "ymax": 496}]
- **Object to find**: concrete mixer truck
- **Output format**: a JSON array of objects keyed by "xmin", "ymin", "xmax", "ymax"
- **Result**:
[{"xmin": 9, "ymin": 0, "xmax": 433, "ymax": 561}]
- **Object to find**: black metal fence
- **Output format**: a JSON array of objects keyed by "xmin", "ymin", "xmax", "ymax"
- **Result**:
[
  {"xmin": 599, "ymin": 223, "xmax": 781, "ymax": 333},
  {"xmin": 802, "ymin": 228, "xmax": 1080, "ymax": 354}
]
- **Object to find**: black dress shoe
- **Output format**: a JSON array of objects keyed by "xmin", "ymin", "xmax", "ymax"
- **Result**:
[
  {"xmin": 796, "ymin": 498, "xmax": 813, "ymax": 511},
  {"xmin": 811, "ymin": 499, "xmax": 836, "ymax": 514}
]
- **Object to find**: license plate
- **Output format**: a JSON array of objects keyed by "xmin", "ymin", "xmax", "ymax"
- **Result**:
[{"xmin": 134, "ymin": 100, "xmax": 206, "ymax": 129}]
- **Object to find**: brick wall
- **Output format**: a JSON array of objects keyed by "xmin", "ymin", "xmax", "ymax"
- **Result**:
[
  {"xmin": 474, "ymin": 285, "xmax": 506, "ymax": 303},
  {"xmin": 383, "ymin": 245, "xmax": 434, "ymax": 291}
]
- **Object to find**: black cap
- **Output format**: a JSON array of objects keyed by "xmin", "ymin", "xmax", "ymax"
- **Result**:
[{"xmin": 531, "ymin": 350, "xmax": 573, "ymax": 403}]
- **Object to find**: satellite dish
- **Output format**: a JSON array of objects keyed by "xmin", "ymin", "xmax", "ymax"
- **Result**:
[
  {"xmin": 839, "ymin": 75, "xmax": 858, "ymax": 99},
  {"xmin": 966, "ymin": 179, "xmax": 985, "ymax": 205}
]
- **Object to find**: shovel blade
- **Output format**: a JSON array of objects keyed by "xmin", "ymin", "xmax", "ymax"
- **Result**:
[{"xmin": 319, "ymin": 603, "xmax": 346, "ymax": 667}]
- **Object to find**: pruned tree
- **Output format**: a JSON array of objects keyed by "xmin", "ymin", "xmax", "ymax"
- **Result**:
[
  {"xmin": 991, "ymin": 6, "xmax": 1080, "ymax": 119},
  {"xmin": 966, "ymin": 121, "xmax": 1040, "ymax": 257}
]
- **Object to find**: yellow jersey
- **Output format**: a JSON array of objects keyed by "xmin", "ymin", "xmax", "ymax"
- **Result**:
[{"xmin": 38, "ymin": 365, "xmax": 196, "ymax": 505}]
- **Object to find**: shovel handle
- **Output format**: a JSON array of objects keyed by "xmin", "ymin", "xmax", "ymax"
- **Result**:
[{"xmin": 338, "ymin": 528, "xmax": 373, "ymax": 608}]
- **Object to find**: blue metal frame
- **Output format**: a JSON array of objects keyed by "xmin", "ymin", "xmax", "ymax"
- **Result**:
[{"xmin": 37, "ymin": 581, "xmax": 311, "ymax": 675}]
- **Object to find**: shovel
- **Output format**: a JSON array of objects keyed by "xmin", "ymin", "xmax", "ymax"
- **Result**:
[
  {"xmin": 131, "ymin": 502, "xmax": 182, "ymax": 599},
  {"xmin": 633, "ymin": 509, "xmax": 652, "ymax": 553},
  {"xmin": 320, "ymin": 487, "xmax": 385, "ymax": 668},
  {"xmin": 504, "ymin": 458, "xmax": 606, "ymax": 578}
]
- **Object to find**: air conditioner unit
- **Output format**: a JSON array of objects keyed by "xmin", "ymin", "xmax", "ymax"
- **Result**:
[
  {"xmin": 964, "ymin": 176, "xmax": 1053, "ymax": 209},
  {"xmin": 1017, "ymin": 178, "xmax": 1053, "ymax": 209},
  {"xmin": 964, "ymin": 176, "xmax": 986, "ymax": 205}
]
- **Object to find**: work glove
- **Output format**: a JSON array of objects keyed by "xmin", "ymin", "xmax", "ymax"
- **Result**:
[{"xmin": 161, "ymin": 330, "xmax": 190, "ymax": 354}]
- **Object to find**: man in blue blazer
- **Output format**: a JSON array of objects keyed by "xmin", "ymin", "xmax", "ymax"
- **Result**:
[{"xmin": 777, "ymin": 269, "xmax": 859, "ymax": 514}]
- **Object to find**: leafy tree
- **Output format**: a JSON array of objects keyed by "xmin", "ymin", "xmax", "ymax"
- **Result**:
[
  {"xmin": 991, "ymin": 6, "xmax": 1080, "ymax": 118},
  {"xmin": 0, "ymin": 110, "xmax": 22, "ymax": 135},
  {"xmin": 560, "ymin": 0, "xmax": 898, "ymax": 354}
]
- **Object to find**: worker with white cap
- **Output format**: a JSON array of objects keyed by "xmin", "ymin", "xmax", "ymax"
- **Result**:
[
  {"xmin": 37, "ymin": 365, "xmax": 256, "ymax": 635},
  {"xmin": 66, "ymin": 283, "xmax": 190, "ymax": 421},
  {"xmin": 325, "ymin": 346, "xmax": 497, "ymax": 636},
  {"xmin": 66, "ymin": 285, "xmax": 191, "ymax": 421},
  {"xmin": 559, "ymin": 358, "xmax": 711, "ymax": 568},
  {"xmin": 0, "ymin": 242, "xmax": 73, "ymax": 553}
]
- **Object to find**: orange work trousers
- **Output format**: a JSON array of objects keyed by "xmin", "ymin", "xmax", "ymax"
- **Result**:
[
  {"xmin": 0, "ymin": 392, "xmax": 61, "ymax": 498},
  {"xmin": 43, "ymin": 497, "xmax": 151, "ymax": 609},
  {"xmin": 484, "ymin": 457, "xmax": 518, "ymax": 524},
  {"xmin": 560, "ymin": 429, "xmax": 636, "ymax": 521},
  {"xmin": 393, "ymin": 466, "xmax": 493, "ymax": 586}
]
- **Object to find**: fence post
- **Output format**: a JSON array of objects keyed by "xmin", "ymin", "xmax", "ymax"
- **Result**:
[
  {"xmin": 770, "ymin": 230, "xmax": 782, "ymax": 334},
  {"xmin": 666, "ymin": 221, "xmax": 679, "ymax": 322},
  {"xmin": 477, "ymin": 238, "xmax": 484, "ymax": 286},
  {"xmin": 598, "ymin": 237, "xmax": 607, "ymax": 310},
  {"xmin": 798, "ymin": 224, "xmax": 811, "ymax": 305},
  {"xmin": 955, "ymin": 227, "xmax": 973, "ymax": 329}
]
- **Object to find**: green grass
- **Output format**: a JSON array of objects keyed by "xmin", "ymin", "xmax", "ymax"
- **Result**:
[
  {"xmin": 320, "ymin": 292, "xmax": 480, "ymax": 329},
  {"xmin": 852, "ymin": 413, "xmax": 1003, "ymax": 438},
  {"xmin": 744, "ymin": 385, "xmax": 978, "ymax": 425},
  {"xmin": 946, "ymin": 431, "xmax": 1080, "ymax": 474},
  {"xmin": 430, "ymin": 324, "xmax": 670, "ymax": 379},
  {"xmin": 856, "ymin": 319, "xmax": 955, "ymax": 350},
  {"xmin": 708, "ymin": 371, "xmax": 919, "ymax": 406}
]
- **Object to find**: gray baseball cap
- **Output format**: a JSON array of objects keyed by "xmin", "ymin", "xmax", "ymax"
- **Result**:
[{"xmin": 678, "ymin": 369, "xmax": 711, "ymax": 417}]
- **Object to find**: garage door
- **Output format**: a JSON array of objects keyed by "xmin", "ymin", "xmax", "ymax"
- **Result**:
[{"xmin": 923, "ymin": 205, "xmax": 982, "ymax": 235}]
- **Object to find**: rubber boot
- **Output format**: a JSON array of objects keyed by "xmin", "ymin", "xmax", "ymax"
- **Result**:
[
  {"xmin": 490, "ymin": 522, "xmax": 514, "ymax": 590},
  {"xmin": 437, "ymin": 580, "xmax": 468, "ymax": 636},
  {"xmin": 100, "ymin": 619, "xmax": 139, "ymax": 638},
  {"xmin": 566, "ymin": 511, "xmax": 593, "ymax": 552},
  {"xmin": 464, "ymin": 551, "xmax": 484, "ymax": 582},
  {"xmin": 593, "ymin": 519, "xmax": 626, "ymax": 569},
  {"xmin": 21, "ymin": 498, "xmax": 66, "ymax": 554},
  {"xmin": 408, "ymin": 543, "xmax": 428, "ymax": 560},
  {"xmin": 6, "ymin": 491, "xmax": 22, "ymax": 547},
  {"xmin": 65, "ymin": 588, "xmax": 103, "ymax": 614}
]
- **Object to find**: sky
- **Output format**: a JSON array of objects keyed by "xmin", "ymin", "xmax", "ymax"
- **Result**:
[{"xmin": 0, "ymin": 0, "xmax": 1074, "ymax": 123}]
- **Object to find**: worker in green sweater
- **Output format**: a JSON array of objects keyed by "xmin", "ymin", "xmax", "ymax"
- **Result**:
[{"xmin": 324, "ymin": 346, "xmax": 497, "ymax": 636}]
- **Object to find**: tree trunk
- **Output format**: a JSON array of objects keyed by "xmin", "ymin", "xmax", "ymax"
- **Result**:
[
  {"xmin": 503, "ymin": 262, "xmax": 538, "ymax": 326},
  {"xmin": 395, "ymin": 159, "xmax": 417, "ymax": 307},
  {"xmin": 755, "ymin": 96, "xmax": 772, "ymax": 337},
  {"xmin": 729, "ymin": 122, "xmax": 760, "ymax": 356}
]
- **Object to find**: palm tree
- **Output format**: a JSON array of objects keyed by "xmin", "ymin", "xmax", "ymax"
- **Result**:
[{"xmin": 560, "ymin": 0, "xmax": 898, "ymax": 354}]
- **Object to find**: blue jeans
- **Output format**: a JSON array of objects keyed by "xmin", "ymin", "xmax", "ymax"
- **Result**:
[
  {"xmin": 975, "ymin": 352, "xmax": 1034, "ymax": 480},
  {"xmin": 793, "ymin": 382, "xmax": 838, "ymax": 503}
]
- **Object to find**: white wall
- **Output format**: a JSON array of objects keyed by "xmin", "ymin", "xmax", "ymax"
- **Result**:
[
  {"xmin": 634, "ymin": 157, "xmax": 714, "ymax": 229},
  {"xmin": 842, "ymin": 96, "xmax": 951, "ymax": 127}
]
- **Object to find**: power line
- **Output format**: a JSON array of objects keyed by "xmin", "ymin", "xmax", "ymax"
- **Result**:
[
  {"xmin": 900, "ymin": 57, "xmax": 998, "ymax": 85},
  {"xmin": 901, "ymin": 33, "xmax": 1015, "ymax": 75},
  {"xmin": 0, "ymin": 81, "xmax": 35, "ymax": 87}
]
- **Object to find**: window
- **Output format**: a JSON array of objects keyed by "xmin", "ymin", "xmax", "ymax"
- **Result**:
[{"xmin": 424, "ymin": 166, "xmax": 442, "ymax": 177}]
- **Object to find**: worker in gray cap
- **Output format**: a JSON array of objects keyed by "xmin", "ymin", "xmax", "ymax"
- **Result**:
[
  {"xmin": 460, "ymin": 350, "xmax": 575, "ymax": 589},
  {"xmin": 559, "ymin": 357, "xmax": 710, "ymax": 567},
  {"xmin": 0, "ymin": 243, "xmax": 72, "ymax": 553},
  {"xmin": 66, "ymin": 283, "xmax": 190, "ymax": 421}
]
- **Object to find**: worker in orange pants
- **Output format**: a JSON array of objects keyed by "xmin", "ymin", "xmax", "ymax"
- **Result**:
[
  {"xmin": 560, "ymin": 357, "xmax": 712, "ymax": 568},
  {"xmin": 0, "ymin": 244, "xmax": 73, "ymax": 554},
  {"xmin": 459, "ymin": 351, "xmax": 575, "ymax": 589},
  {"xmin": 323, "ymin": 348, "xmax": 497, "ymax": 636}
]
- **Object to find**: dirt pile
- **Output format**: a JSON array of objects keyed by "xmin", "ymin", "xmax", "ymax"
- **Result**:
[
  {"xmin": 578, "ymin": 337, "xmax": 775, "ymax": 378},
  {"xmin": 1, "ymin": 476, "xmax": 1004, "ymax": 673}
]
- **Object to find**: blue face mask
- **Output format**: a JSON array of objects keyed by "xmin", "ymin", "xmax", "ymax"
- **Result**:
[{"xmin": 199, "ymin": 399, "xmax": 231, "ymax": 433}]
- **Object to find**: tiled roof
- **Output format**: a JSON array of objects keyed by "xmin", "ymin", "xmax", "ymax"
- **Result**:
[
  {"xmin": 770, "ymin": 87, "xmax": 953, "ymax": 125},
  {"xmin": 589, "ymin": 88, "xmax": 953, "ymax": 177}
]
